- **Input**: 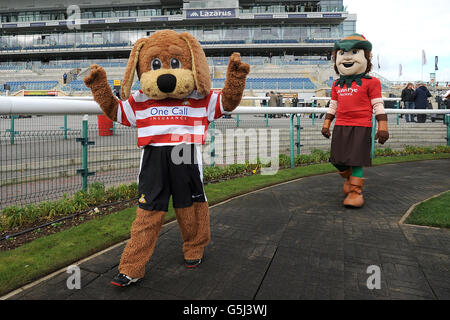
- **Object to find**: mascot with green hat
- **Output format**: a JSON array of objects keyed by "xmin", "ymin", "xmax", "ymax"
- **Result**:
[{"xmin": 321, "ymin": 34, "xmax": 389, "ymax": 208}]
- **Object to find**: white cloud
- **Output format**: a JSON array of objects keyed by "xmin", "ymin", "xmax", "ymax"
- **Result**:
[{"xmin": 344, "ymin": 0, "xmax": 450, "ymax": 82}]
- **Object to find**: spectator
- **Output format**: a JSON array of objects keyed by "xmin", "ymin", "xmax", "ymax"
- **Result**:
[
  {"xmin": 292, "ymin": 96, "xmax": 299, "ymax": 108},
  {"xmin": 401, "ymin": 83, "xmax": 416, "ymax": 122},
  {"xmin": 261, "ymin": 92, "xmax": 269, "ymax": 108},
  {"xmin": 444, "ymin": 89, "xmax": 450, "ymax": 100},
  {"xmin": 63, "ymin": 72, "xmax": 67, "ymax": 84},
  {"xmin": 261, "ymin": 92, "xmax": 269, "ymax": 119},
  {"xmin": 414, "ymin": 83, "xmax": 432, "ymax": 123},
  {"xmin": 277, "ymin": 93, "xmax": 283, "ymax": 107},
  {"xmin": 268, "ymin": 91, "xmax": 278, "ymax": 118},
  {"xmin": 276, "ymin": 93, "xmax": 283, "ymax": 118},
  {"xmin": 442, "ymin": 89, "xmax": 450, "ymax": 108},
  {"xmin": 285, "ymin": 97, "xmax": 291, "ymax": 108}
]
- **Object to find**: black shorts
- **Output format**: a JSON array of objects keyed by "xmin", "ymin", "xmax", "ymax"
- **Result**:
[{"xmin": 137, "ymin": 143, "xmax": 206, "ymax": 212}]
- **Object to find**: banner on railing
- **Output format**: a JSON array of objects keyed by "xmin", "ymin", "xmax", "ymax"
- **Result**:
[{"xmin": 23, "ymin": 90, "xmax": 58, "ymax": 96}]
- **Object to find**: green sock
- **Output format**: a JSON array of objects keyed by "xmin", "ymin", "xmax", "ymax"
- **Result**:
[{"xmin": 351, "ymin": 166, "xmax": 363, "ymax": 178}]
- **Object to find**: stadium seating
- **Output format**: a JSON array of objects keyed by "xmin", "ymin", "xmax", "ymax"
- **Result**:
[
  {"xmin": 0, "ymin": 80, "xmax": 58, "ymax": 91},
  {"xmin": 253, "ymin": 39, "xmax": 299, "ymax": 44},
  {"xmin": 77, "ymin": 42, "xmax": 128, "ymax": 49},
  {"xmin": 0, "ymin": 39, "xmax": 338, "ymax": 52},
  {"xmin": 304, "ymin": 39, "xmax": 339, "ymax": 43},
  {"xmin": 212, "ymin": 77, "xmax": 316, "ymax": 90}
]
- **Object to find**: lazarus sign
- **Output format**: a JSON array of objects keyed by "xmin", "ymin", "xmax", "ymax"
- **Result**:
[{"xmin": 186, "ymin": 8, "xmax": 236, "ymax": 19}]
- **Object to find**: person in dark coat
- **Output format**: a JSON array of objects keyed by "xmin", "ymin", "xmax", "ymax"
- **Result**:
[
  {"xmin": 414, "ymin": 83, "xmax": 432, "ymax": 123},
  {"xmin": 401, "ymin": 83, "xmax": 416, "ymax": 122}
]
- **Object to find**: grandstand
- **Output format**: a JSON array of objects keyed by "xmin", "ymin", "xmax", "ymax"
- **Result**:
[{"xmin": 0, "ymin": 0, "xmax": 356, "ymax": 95}]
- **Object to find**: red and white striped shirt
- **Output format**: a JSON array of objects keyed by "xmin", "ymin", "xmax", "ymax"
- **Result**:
[{"xmin": 117, "ymin": 90, "xmax": 224, "ymax": 147}]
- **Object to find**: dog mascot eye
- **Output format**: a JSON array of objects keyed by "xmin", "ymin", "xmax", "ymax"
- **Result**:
[
  {"xmin": 170, "ymin": 58, "xmax": 181, "ymax": 69},
  {"xmin": 151, "ymin": 58, "xmax": 162, "ymax": 70}
]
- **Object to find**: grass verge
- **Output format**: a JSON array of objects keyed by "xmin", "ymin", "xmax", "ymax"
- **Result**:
[
  {"xmin": 0, "ymin": 153, "xmax": 449, "ymax": 296},
  {"xmin": 404, "ymin": 191, "xmax": 450, "ymax": 229}
]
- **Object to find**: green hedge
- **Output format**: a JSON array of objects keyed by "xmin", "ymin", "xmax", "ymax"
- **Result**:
[{"xmin": 1, "ymin": 145, "xmax": 449, "ymax": 232}]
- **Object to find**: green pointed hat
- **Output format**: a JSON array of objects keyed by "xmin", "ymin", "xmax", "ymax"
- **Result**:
[{"xmin": 333, "ymin": 33, "xmax": 372, "ymax": 52}]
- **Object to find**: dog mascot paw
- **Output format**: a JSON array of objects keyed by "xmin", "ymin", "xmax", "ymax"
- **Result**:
[
  {"xmin": 321, "ymin": 34, "xmax": 389, "ymax": 208},
  {"xmin": 84, "ymin": 30, "xmax": 250, "ymax": 286}
]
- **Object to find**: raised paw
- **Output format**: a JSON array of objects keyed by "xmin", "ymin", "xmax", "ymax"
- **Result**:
[
  {"xmin": 227, "ymin": 52, "xmax": 250, "ymax": 78},
  {"xmin": 84, "ymin": 64, "xmax": 107, "ymax": 88}
]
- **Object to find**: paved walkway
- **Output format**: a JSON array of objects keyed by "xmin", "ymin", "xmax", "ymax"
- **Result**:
[{"xmin": 7, "ymin": 159, "xmax": 450, "ymax": 300}]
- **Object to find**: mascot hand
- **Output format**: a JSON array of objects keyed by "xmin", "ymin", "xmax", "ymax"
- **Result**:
[
  {"xmin": 375, "ymin": 114, "xmax": 389, "ymax": 144},
  {"xmin": 227, "ymin": 53, "xmax": 250, "ymax": 79},
  {"xmin": 321, "ymin": 127, "xmax": 331, "ymax": 139},
  {"xmin": 84, "ymin": 64, "xmax": 107, "ymax": 88},
  {"xmin": 321, "ymin": 113, "xmax": 335, "ymax": 139},
  {"xmin": 375, "ymin": 130, "xmax": 389, "ymax": 144}
]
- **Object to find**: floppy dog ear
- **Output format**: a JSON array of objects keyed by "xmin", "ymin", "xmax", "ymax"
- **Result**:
[
  {"xmin": 121, "ymin": 38, "xmax": 147, "ymax": 100},
  {"xmin": 180, "ymin": 32, "xmax": 211, "ymax": 96}
]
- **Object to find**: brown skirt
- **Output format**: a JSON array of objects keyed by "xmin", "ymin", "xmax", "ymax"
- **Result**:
[{"xmin": 330, "ymin": 125, "xmax": 372, "ymax": 167}]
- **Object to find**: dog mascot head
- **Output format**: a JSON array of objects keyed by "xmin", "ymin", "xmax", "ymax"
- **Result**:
[{"xmin": 121, "ymin": 30, "xmax": 211, "ymax": 101}]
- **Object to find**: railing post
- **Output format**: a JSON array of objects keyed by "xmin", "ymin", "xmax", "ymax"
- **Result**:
[
  {"xmin": 296, "ymin": 115, "xmax": 302, "ymax": 155},
  {"xmin": 60, "ymin": 114, "xmax": 71, "ymax": 140},
  {"xmin": 210, "ymin": 121, "xmax": 215, "ymax": 167},
  {"xmin": 265, "ymin": 101, "xmax": 269, "ymax": 127},
  {"xmin": 289, "ymin": 114, "xmax": 295, "ymax": 168},
  {"xmin": 371, "ymin": 114, "xmax": 376, "ymax": 159},
  {"xmin": 311, "ymin": 99, "xmax": 316, "ymax": 126},
  {"xmin": 236, "ymin": 114, "xmax": 240, "ymax": 128},
  {"xmin": 76, "ymin": 115, "xmax": 95, "ymax": 191},
  {"xmin": 6, "ymin": 115, "xmax": 19, "ymax": 145},
  {"xmin": 446, "ymin": 114, "xmax": 450, "ymax": 147},
  {"xmin": 396, "ymin": 101, "xmax": 400, "ymax": 125}
]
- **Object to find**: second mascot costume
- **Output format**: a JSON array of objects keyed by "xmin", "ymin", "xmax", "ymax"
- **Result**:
[
  {"xmin": 84, "ymin": 30, "xmax": 250, "ymax": 286},
  {"xmin": 321, "ymin": 34, "xmax": 389, "ymax": 208}
]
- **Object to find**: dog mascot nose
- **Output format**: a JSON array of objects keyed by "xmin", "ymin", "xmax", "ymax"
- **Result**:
[{"xmin": 157, "ymin": 74, "xmax": 177, "ymax": 93}]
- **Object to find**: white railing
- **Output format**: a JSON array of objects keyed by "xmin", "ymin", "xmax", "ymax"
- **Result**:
[{"xmin": 0, "ymin": 96, "xmax": 449, "ymax": 116}]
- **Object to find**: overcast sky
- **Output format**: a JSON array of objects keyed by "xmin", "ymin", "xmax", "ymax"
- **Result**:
[{"xmin": 344, "ymin": 0, "xmax": 449, "ymax": 83}]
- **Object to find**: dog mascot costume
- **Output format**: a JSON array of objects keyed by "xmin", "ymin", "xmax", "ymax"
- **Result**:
[
  {"xmin": 321, "ymin": 34, "xmax": 389, "ymax": 208},
  {"xmin": 84, "ymin": 30, "xmax": 250, "ymax": 286}
]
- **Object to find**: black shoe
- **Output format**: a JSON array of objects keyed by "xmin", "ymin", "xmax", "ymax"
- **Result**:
[
  {"xmin": 111, "ymin": 273, "xmax": 140, "ymax": 287},
  {"xmin": 184, "ymin": 259, "xmax": 202, "ymax": 268}
]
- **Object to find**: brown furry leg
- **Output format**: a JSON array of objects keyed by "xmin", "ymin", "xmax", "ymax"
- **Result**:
[
  {"xmin": 118, "ymin": 208, "xmax": 166, "ymax": 279},
  {"xmin": 175, "ymin": 202, "xmax": 211, "ymax": 260}
]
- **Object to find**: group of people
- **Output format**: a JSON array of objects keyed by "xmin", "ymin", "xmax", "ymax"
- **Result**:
[
  {"xmin": 261, "ymin": 91, "xmax": 299, "ymax": 118},
  {"xmin": 401, "ymin": 83, "xmax": 432, "ymax": 123}
]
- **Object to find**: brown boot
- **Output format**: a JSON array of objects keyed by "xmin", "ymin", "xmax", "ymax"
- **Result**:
[
  {"xmin": 175, "ymin": 202, "xmax": 211, "ymax": 264},
  {"xmin": 118, "ymin": 208, "xmax": 166, "ymax": 279},
  {"xmin": 343, "ymin": 176, "xmax": 365, "ymax": 208},
  {"xmin": 338, "ymin": 168, "xmax": 352, "ymax": 195}
]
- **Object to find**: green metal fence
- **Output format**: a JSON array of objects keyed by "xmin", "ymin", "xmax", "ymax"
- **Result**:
[{"xmin": 1, "ymin": 112, "xmax": 449, "ymax": 209}]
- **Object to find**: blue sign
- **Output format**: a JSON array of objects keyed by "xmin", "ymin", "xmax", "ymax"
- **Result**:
[
  {"xmin": 322, "ymin": 13, "xmax": 342, "ymax": 18},
  {"xmin": 151, "ymin": 17, "xmax": 168, "ymax": 21},
  {"xmin": 288, "ymin": 14, "xmax": 308, "ymax": 18},
  {"xmin": 186, "ymin": 8, "xmax": 236, "ymax": 19},
  {"xmin": 119, "ymin": 18, "xmax": 136, "ymax": 23},
  {"xmin": 2, "ymin": 24, "xmax": 18, "ymax": 28},
  {"xmin": 254, "ymin": 14, "xmax": 273, "ymax": 19},
  {"xmin": 88, "ymin": 19, "xmax": 105, "ymax": 24},
  {"xmin": 30, "ymin": 22, "xmax": 46, "ymax": 27}
]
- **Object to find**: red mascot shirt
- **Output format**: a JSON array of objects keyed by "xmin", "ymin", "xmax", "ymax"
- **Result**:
[
  {"xmin": 331, "ymin": 77, "xmax": 382, "ymax": 128},
  {"xmin": 116, "ymin": 90, "xmax": 224, "ymax": 147}
]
